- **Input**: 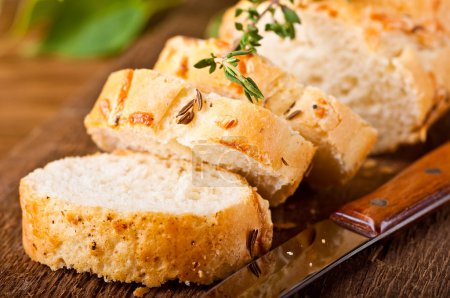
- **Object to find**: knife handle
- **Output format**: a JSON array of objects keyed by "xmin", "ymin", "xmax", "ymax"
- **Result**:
[{"xmin": 331, "ymin": 142, "xmax": 450, "ymax": 238}]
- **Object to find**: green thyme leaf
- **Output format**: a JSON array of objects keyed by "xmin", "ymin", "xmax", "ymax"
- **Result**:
[
  {"xmin": 224, "ymin": 67, "xmax": 241, "ymax": 85},
  {"xmin": 227, "ymin": 50, "xmax": 253, "ymax": 57},
  {"xmin": 243, "ymin": 77, "xmax": 264, "ymax": 100},
  {"xmin": 194, "ymin": 58, "xmax": 214, "ymax": 69},
  {"xmin": 247, "ymin": 8, "xmax": 260, "ymax": 21},
  {"xmin": 223, "ymin": 65, "xmax": 264, "ymax": 103},
  {"xmin": 282, "ymin": 5, "xmax": 301, "ymax": 24},
  {"xmin": 209, "ymin": 62, "xmax": 217, "ymax": 74},
  {"xmin": 197, "ymin": 0, "xmax": 302, "ymax": 104}
]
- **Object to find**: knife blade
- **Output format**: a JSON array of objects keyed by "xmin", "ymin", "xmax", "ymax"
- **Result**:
[{"xmin": 204, "ymin": 142, "xmax": 450, "ymax": 297}]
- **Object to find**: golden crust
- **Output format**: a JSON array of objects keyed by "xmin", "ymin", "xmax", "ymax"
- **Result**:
[
  {"xmin": 221, "ymin": 0, "xmax": 450, "ymax": 40},
  {"xmin": 289, "ymin": 86, "xmax": 378, "ymax": 184},
  {"xmin": 220, "ymin": 0, "xmax": 450, "ymax": 85},
  {"xmin": 19, "ymin": 168, "xmax": 272, "ymax": 287},
  {"xmin": 154, "ymin": 36, "xmax": 377, "ymax": 185},
  {"xmin": 299, "ymin": 0, "xmax": 450, "ymax": 35},
  {"xmin": 219, "ymin": 1, "xmax": 450, "ymax": 153},
  {"xmin": 85, "ymin": 69, "xmax": 316, "ymax": 205}
]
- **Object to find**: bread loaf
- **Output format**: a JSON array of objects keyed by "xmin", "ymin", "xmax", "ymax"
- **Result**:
[
  {"xmin": 84, "ymin": 69, "xmax": 316, "ymax": 205},
  {"xmin": 219, "ymin": 0, "xmax": 450, "ymax": 153},
  {"xmin": 154, "ymin": 36, "xmax": 377, "ymax": 185},
  {"xmin": 20, "ymin": 152, "xmax": 272, "ymax": 287}
]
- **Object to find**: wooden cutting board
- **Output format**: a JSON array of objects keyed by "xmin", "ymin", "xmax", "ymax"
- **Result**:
[{"xmin": 0, "ymin": 0, "xmax": 449, "ymax": 296}]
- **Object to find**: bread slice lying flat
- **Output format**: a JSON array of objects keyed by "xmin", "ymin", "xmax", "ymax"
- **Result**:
[
  {"xmin": 219, "ymin": 0, "xmax": 450, "ymax": 153},
  {"xmin": 84, "ymin": 69, "xmax": 316, "ymax": 206},
  {"xmin": 20, "ymin": 152, "xmax": 272, "ymax": 287},
  {"xmin": 154, "ymin": 36, "xmax": 377, "ymax": 185}
]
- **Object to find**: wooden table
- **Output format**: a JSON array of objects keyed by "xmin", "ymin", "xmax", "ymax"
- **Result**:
[
  {"xmin": 0, "ymin": 0, "xmax": 110, "ymax": 156},
  {"xmin": 0, "ymin": 0, "xmax": 449, "ymax": 297}
]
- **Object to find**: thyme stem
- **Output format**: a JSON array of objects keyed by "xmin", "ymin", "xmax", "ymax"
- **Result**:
[{"xmin": 195, "ymin": 0, "xmax": 300, "ymax": 103}]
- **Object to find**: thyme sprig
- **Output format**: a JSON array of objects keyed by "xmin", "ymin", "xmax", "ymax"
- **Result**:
[
  {"xmin": 194, "ymin": 0, "xmax": 301, "ymax": 103},
  {"xmin": 194, "ymin": 50, "xmax": 263, "ymax": 103}
]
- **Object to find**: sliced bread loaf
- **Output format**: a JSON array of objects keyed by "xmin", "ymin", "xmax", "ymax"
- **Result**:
[
  {"xmin": 20, "ymin": 152, "xmax": 272, "ymax": 287},
  {"xmin": 84, "ymin": 69, "xmax": 316, "ymax": 206},
  {"xmin": 154, "ymin": 36, "xmax": 377, "ymax": 185},
  {"xmin": 219, "ymin": 0, "xmax": 450, "ymax": 153}
]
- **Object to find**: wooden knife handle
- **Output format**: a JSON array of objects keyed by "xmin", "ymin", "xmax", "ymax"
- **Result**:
[{"xmin": 331, "ymin": 142, "xmax": 450, "ymax": 238}]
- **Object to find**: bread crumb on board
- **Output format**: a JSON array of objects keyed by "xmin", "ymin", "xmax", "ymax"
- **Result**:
[
  {"xmin": 362, "ymin": 158, "xmax": 377, "ymax": 169},
  {"xmin": 133, "ymin": 287, "xmax": 150, "ymax": 297},
  {"xmin": 273, "ymin": 221, "xmax": 298, "ymax": 230},
  {"xmin": 379, "ymin": 165, "xmax": 395, "ymax": 174}
]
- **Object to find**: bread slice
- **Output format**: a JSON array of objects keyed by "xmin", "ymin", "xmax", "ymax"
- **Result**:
[
  {"xmin": 84, "ymin": 69, "xmax": 316, "ymax": 206},
  {"xmin": 154, "ymin": 36, "xmax": 377, "ymax": 185},
  {"xmin": 20, "ymin": 152, "xmax": 272, "ymax": 287},
  {"xmin": 219, "ymin": 0, "xmax": 450, "ymax": 153}
]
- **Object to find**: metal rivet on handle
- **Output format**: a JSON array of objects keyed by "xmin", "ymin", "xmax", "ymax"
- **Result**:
[
  {"xmin": 370, "ymin": 198, "xmax": 388, "ymax": 207},
  {"xmin": 425, "ymin": 168, "xmax": 442, "ymax": 175}
]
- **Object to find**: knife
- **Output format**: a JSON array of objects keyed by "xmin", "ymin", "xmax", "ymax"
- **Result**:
[{"xmin": 204, "ymin": 142, "xmax": 450, "ymax": 297}]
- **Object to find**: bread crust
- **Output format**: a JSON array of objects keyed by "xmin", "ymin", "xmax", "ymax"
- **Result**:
[
  {"xmin": 219, "ymin": 0, "xmax": 450, "ymax": 153},
  {"xmin": 85, "ymin": 69, "xmax": 316, "ymax": 205},
  {"xmin": 19, "ymin": 157, "xmax": 273, "ymax": 287},
  {"xmin": 154, "ymin": 36, "xmax": 377, "ymax": 185}
]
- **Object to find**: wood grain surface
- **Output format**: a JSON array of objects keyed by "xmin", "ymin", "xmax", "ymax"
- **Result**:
[
  {"xmin": 0, "ymin": 0, "xmax": 449, "ymax": 297},
  {"xmin": 0, "ymin": 0, "xmax": 110, "ymax": 156}
]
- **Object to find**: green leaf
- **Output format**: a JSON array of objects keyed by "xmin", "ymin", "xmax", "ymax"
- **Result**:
[
  {"xmin": 227, "ymin": 58, "xmax": 239, "ymax": 67},
  {"xmin": 224, "ymin": 67, "xmax": 241, "ymax": 85},
  {"xmin": 247, "ymin": 24, "xmax": 258, "ymax": 32},
  {"xmin": 247, "ymin": 8, "xmax": 259, "ymax": 21},
  {"xmin": 286, "ymin": 23, "xmax": 295, "ymax": 39},
  {"xmin": 268, "ymin": 6, "xmax": 276, "ymax": 16},
  {"xmin": 209, "ymin": 63, "xmax": 217, "ymax": 74},
  {"xmin": 227, "ymin": 50, "xmax": 252, "ymax": 58},
  {"xmin": 15, "ymin": 0, "xmax": 180, "ymax": 58},
  {"xmin": 11, "ymin": 0, "xmax": 61, "ymax": 35},
  {"xmin": 235, "ymin": 22, "xmax": 243, "ymax": 31},
  {"xmin": 205, "ymin": 9, "xmax": 224, "ymax": 38},
  {"xmin": 244, "ymin": 90, "xmax": 253, "ymax": 103},
  {"xmin": 281, "ymin": 5, "xmax": 301, "ymax": 24},
  {"xmin": 245, "ymin": 77, "xmax": 264, "ymax": 99},
  {"xmin": 265, "ymin": 22, "xmax": 284, "ymax": 36},
  {"xmin": 223, "ymin": 64, "xmax": 264, "ymax": 103},
  {"xmin": 194, "ymin": 58, "xmax": 214, "ymax": 69}
]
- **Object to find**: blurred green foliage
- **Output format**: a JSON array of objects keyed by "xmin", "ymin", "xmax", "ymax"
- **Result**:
[
  {"xmin": 12, "ymin": 0, "xmax": 181, "ymax": 58},
  {"xmin": 205, "ymin": 9, "xmax": 224, "ymax": 38}
]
